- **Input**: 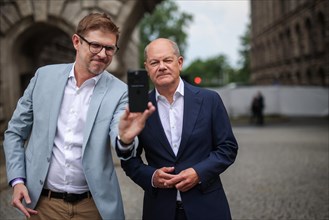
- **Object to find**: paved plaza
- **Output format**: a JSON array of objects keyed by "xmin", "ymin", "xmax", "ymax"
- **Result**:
[{"xmin": 1, "ymin": 117, "xmax": 328, "ymax": 220}]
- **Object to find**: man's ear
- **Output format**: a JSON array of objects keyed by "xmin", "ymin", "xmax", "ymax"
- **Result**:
[
  {"xmin": 72, "ymin": 34, "xmax": 80, "ymax": 50},
  {"xmin": 178, "ymin": 56, "xmax": 184, "ymax": 70}
]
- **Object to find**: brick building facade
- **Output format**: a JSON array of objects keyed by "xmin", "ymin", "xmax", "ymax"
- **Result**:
[{"xmin": 250, "ymin": 0, "xmax": 328, "ymax": 86}]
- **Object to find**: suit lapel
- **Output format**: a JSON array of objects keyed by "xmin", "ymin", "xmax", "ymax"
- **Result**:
[
  {"xmin": 147, "ymin": 90, "xmax": 176, "ymax": 158},
  {"xmin": 48, "ymin": 65, "xmax": 72, "ymax": 151},
  {"xmin": 176, "ymin": 83, "xmax": 203, "ymax": 159},
  {"xmin": 82, "ymin": 73, "xmax": 108, "ymax": 153}
]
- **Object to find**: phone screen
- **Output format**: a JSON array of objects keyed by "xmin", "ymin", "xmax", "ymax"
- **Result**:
[{"xmin": 127, "ymin": 69, "xmax": 149, "ymax": 112}]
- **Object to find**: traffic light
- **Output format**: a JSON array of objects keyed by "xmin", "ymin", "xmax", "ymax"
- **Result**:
[{"xmin": 194, "ymin": 76, "xmax": 202, "ymax": 85}]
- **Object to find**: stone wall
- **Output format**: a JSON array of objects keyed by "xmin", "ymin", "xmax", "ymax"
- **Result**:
[
  {"xmin": 250, "ymin": 0, "xmax": 328, "ymax": 86},
  {"xmin": 0, "ymin": 0, "xmax": 163, "ymax": 135}
]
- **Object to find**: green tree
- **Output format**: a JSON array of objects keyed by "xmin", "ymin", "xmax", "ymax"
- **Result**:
[
  {"xmin": 229, "ymin": 23, "xmax": 251, "ymax": 83},
  {"xmin": 182, "ymin": 55, "xmax": 233, "ymax": 87},
  {"xmin": 138, "ymin": 0, "xmax": 193, "ymax": 67}
]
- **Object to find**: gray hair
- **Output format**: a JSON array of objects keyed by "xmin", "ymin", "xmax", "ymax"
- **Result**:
[{"xmin": 144, "ymin": 39, "xmax": 181, "ymax": 61}]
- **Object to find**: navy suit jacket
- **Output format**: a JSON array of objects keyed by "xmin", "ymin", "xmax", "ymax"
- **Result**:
[{"xmin": 121, "ymin": 81, "xmax": 238, "ymax": 220}]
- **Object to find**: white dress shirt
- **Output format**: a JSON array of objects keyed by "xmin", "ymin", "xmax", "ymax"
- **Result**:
[
  {"xmin": 155, "ymin": 78, "xmax": 184, "ymax": 201},
  {"xmin": 45, "ymin": 64, "xmax": 101, "ymax": 194}
]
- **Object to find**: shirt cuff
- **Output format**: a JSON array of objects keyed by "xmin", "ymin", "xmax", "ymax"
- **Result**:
[
  {"xmin": 10, "ymin": 178, "xmax": 25, "ymax": 187},
  {"xmin": 151, "ymin": 169, "xmax": 158, "ymax": 188},
  {"xmin": 116, "ymin": 136, "xmax": 134, "ymax": 152}
]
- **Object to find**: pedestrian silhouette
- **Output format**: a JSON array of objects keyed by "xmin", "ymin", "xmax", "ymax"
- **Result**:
[{"xmin": 250, "ymin": 91, "xmax": 265, "ymax": 125}]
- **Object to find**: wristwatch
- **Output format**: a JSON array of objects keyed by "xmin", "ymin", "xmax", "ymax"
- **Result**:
[{"xmin": 117, "ymin": 135, "xmax": 134, "ymax": 147}]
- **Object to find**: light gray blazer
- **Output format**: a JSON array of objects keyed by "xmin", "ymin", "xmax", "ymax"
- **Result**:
[{"xmin": 3, "ymin": 63, "xmax": 132, "ymax": 219}]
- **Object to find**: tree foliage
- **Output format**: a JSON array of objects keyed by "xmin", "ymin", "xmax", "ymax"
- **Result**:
[
  {"xmin": 138, "ymin": 0, "xmax": 251, "ymax": 87},
  {"xmin": 182, "ymin": 55, "xmax": 234, "ymax": 87},
  {"xmin": 182, "ymin": 23, "xmax": 251, "ymax": 87},
  {"xmin": 138, "ymin": 0, "xmax": 193, "ymax": 67},
  {"xmin": 230, "ymin": 23, "xmax": 251, "ymax": 83}
]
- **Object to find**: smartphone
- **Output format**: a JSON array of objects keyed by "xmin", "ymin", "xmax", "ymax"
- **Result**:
[{"xmin": 127, "ymin": 69, "xmax": 149, "ymax": 112}]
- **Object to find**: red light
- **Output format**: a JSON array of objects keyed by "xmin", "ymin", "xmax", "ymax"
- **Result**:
[{"xmin": 194, "ymin": 76, "xmax": 202, "ymax": 85}]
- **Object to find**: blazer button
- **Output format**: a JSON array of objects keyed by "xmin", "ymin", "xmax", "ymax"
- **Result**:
[
  {"xmin": 39, "ymin": 180, "xmax": 43, "ymax": 185},
  {"xmin": 47, "ymin": 157, "xmax": 50, "ymax": 163}
]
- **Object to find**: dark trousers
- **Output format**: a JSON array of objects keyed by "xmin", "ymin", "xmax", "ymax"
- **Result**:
[{"xmin": 175, "ymin": 201, "xmax": 187, "ymax": 220}]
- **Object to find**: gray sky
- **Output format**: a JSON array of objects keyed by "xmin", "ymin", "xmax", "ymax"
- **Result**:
[{"xmin": 176, "ymin": 0, "xmax": 250, "ymax": 68}]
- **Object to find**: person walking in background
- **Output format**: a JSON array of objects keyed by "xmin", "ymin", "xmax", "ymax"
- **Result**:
[
  {"xmin": 250, "ymin": 94, "xmax": 258, "ymax": 124},
  {"xmin": 250, "ymin": 91, "xmax": 265, "ymax": 125},
  {"xmin": 3, "ymin": 13, "xmax": 154, "ymax": 220},
  {"xmin": 117, "ymin": 38, "xmax": 238, "ymax": 220},
  {"xmin": 256, "ymin": 91, "xmax": 265, "ymax": 125}
]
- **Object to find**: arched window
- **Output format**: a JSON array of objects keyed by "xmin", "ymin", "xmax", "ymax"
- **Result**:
[
  {"xmin": 304, "ymin": 18, "xmax": 312, "ymax": 55},
  {"xmin": 294, "ymin": 23, "xmax": 302, "ymax": 57},
  {"xmin": 286, "ymin": 28, "xmax": 292, "ymax": 60},
  {"xmin": 316, "ymin": 12, "xmax": 325, "ymax": 53}
]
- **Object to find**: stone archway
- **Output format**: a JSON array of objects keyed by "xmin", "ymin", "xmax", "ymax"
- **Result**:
[
  {"xmin": 16, "ymin": 23, "xmax": 76, "ymax": 95},
  {"xmin": 0, "ymin": 0, "xmax": 163, "ymax": 135}
]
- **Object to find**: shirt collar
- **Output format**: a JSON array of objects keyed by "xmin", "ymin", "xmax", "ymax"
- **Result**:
[
  {"xmin": 156, "ymin": 77, "xmax": 184, "ymax": 102},
  {"xmin": 69, "ymin": 62, "xmax": 103, "ymax": 85}
]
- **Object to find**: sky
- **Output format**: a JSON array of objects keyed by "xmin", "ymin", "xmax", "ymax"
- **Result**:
[{"xmin": 175, "ymin": 0, "xmax": 250, "ymax": 68}]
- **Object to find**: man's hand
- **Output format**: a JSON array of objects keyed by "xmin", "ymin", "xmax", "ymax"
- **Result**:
[
  {"xmin": 118, "ymin": 102, "xmax": 156, "ymax": 144},
  {"xmin": 167, "ymin": 168, "xmax": 200, "ymax": 192},
  {"xmin": 11, "ymin": 183, "xmax": 38, "ymax": 218},
  {"xmin": 152, "ymin": 167, "xmax": 177, "ymax": 188}
]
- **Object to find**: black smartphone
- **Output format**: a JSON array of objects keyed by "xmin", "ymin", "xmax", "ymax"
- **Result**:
[{"xmin": 127, "ymin": 69, "xmax": 149, "ymax": 112}]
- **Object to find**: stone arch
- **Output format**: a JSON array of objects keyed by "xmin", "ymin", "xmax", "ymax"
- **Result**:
[
  {"xmin": 0, "ymin": 0, "xmax": 162, "ymax": 134},
  {"xmin": 1, "ymin": 15, "xmax": 76, "ymax": 132},
  {"xmin": 15, "ymin": 18, "xmax": 76, "ymax": 91}
]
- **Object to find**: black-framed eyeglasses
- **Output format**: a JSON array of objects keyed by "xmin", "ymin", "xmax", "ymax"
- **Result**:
[{"xmin": 77, "ymin": 34, "xmax": 119, "ymax": 56}]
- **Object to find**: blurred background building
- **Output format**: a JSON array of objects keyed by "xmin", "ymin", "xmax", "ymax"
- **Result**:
[
  {"xmin": 0, "ymin": 0, "xmax": 328, "ymax": 136},
  {"xmin": 250, "ymin": 0, "xmax": 328, "ymax": 86},
  {"xmin": 0, "ymin": 0, "xmax": 163, "ymax": 135}
]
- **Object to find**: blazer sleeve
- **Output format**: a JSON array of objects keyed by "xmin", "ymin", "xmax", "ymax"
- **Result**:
[
  {"xmin": 191, "ymin": 92, "xmax": 238, "ymax": 188},
  {"xmin": 3, "ymin": 71, "xmax": 39, "ymax": 183},
  {"xmin": 120, "ymin": 143, "xmax": 157, "ymax": 192}
]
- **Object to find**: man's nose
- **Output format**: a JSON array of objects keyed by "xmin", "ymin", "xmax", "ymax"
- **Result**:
[
  {"xmin": 159, "ymin": 61, "xmax": 166, "ymax": 69},
  {"xmin": 97, "ymin": 47, "xmax": 107, "ymax": 57}
]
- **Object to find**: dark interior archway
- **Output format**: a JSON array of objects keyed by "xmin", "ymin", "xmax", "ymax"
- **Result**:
[{"xmin": 15, "ymin": 23, "xmax": 75, "ymax": 94}]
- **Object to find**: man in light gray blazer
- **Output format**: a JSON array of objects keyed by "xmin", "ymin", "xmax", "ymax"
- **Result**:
[{"xmin": 3, "ymin": 13, "xmax": 155, "ymax": 220}]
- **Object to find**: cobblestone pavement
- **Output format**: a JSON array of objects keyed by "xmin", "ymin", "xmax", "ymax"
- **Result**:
[{"xmin": 1, "ymin": 118, "xmax": 328, "ymax": 220}]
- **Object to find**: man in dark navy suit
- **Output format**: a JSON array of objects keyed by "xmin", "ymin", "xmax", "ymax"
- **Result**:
[{"xmin": 117, "ymin": 38, "xmax": 238, "ymax": 220}]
